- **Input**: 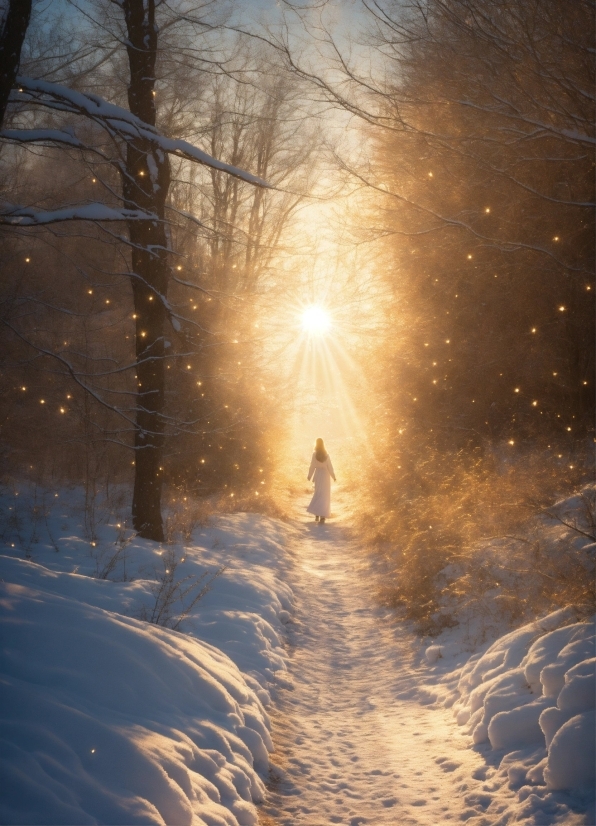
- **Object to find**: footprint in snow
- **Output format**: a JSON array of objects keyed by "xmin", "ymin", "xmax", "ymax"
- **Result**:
[{"xmin": 439, "ymin": 760, "xmax": 462, "ymax": 772}]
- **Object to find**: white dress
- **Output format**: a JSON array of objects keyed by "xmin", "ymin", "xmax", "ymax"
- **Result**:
[{"xmin": 307, "ymin": 452, "xmax": 336, "ymax": 518}]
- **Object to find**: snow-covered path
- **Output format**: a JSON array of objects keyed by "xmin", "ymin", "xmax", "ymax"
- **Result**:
[{"xmin": 261, "ymin": 505, "xmax": 484, "ymax": 826}]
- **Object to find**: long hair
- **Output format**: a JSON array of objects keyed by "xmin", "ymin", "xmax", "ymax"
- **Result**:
[{"xmin": 315, "ymin": 437, "xmax": 327, "ymax": 462}]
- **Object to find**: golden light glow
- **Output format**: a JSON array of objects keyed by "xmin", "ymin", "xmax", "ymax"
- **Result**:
[{"xmin": 301, "ymin": 306, "xmax": 331, "ymax": 335}]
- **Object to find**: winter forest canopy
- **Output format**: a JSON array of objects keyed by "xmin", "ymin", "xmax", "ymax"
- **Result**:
[{"xmin": 0, "ymin": 0, "xmax": 594, "ymax": 619}]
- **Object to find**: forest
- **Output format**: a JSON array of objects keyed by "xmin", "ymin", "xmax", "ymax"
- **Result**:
[
  {"xmin": 1, "ymin": 0, "xmax": 593, "ymax": 617},
  {"xmin": 0, "ymin": 0, "xmax": 594, "ymax": 824}
]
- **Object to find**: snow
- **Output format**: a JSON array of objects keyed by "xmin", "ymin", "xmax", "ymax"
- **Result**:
[
  {"xmin": 261, "ymin": 490, "xmax": 594, "ymax": 825},
  {"xmin": 444, "ymin": 608, "xmax": 595, "ymax": 818},
  {"xmin": 424, "ymin": 644, "xmax": 444, "ymax": 664},
  {"xmin": 0, "ymin": 203, "xmax": 156, "ymax": 225},
  {"xmin": 260, "ymin": 500, "xmax": 490, "ymax": 825},
  {"xmin": 452, "ymin": 612, "xmax": 593, "ymax": 743},
  {"xmin": 557, "ymin": 659, "xmax": 595, "ymax": 713},
  {"xmin": 428, "ymin": 581, "xmax": 594, "ymax": 821},
  {"xmin": 1, "ymin": 583, "xmax": 264, "ymax": 825},
  {"xmin": 1, "ymin": 483, "xmax": 594, "ymax": 825},
  {"xmin": 545, "ymin": 711, "xmax": 596, "ymax": 792},
  {"xmin": 1, "ymin": 127, "xmax": 84, "ymax": 148},
  {"xmin": 12, "ymin": 77, "xmax": 270, "ymax": 188},
  {"xmin": 0, "ymin": 486, "xmax": 293, "ymax": 826}
]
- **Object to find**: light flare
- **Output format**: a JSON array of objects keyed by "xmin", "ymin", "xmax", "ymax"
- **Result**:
[{"xmin": 301, "ymin": 305, "xmax": 331, "ymax": 335}]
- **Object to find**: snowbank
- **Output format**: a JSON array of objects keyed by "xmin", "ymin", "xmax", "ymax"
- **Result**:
[
  {"xmin": 418, "ymin": 487, "xmax": 596, "ymax": 824},
  {"xmin": 453, "ymin": 607, "xmax": 594, "ymax": 780},
  {"xmin": 440, "ymin": 609, "xmax": 595, "ymax": 822},
  {"xmin": 0, "ymin": 487, "xmax": 294, "ymax": 825}
]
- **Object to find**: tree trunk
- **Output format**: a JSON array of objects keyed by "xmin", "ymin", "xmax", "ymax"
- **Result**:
[
  {"xmin": 0, "ymin": 0, "xmax": 32, "ymax": 128},
  {"xmin": 122, "ymin": 0, "xmax": 170, "ymax": 540}
]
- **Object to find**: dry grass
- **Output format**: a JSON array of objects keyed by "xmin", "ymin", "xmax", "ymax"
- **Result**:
[
  {"xmin": 257, "ymin": 812, "xmax": 279, "ymax": 826},
  {"xmin": 163, "ymin": 486, "xmax": 292, "ymax": 544},
  {"xmin": 356, "ymin": 442, "xmax": 595, "ymax": 634}
]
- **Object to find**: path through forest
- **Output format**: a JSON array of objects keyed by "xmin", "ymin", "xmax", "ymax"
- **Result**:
[{"xmin": 260, "ymin": 493, "xmax": 485, "ymax": 825}]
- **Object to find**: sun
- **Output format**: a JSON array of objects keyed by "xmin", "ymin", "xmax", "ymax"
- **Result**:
[{"xmin": 301, "ymin": 306, "xmax": 331, "ymax": 335}]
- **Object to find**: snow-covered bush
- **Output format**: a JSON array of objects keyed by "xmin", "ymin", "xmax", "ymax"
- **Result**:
[
  {"xmin": 452, "ymin": 607, "xmax": 595, "ymax": 799},
  {"xmin": 139, "ymin": 547, "xmax": 224, "ymax": 629}
]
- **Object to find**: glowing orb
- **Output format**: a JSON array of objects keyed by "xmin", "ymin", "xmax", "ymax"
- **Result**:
[{"xmin": 301, "ymin": 306, "xmax": 331, "ymax": 335}]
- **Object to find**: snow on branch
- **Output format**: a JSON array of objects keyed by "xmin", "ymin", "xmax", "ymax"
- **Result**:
[
  {"xmin": 11, "ymin": 77, "xmax": 271, "ymax": 188},
  {"xmin": 1, "ymin": 128, "xmax": 86, "ymax": 149},
  {"xmin": 0, "ymin": 203, "xmax": 157, "ymax": 225}
]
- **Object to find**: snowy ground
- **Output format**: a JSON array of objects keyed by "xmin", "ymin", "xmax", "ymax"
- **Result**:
[
  {"xmin": 0, "ymin": 486, "xmax": 294, "ymax": 826},
  {"xmin": 0, "ymin": 484, "xmax": 594, "ymax": 825},
  {"xmin": 261, "ymin": 491, "xmax": 595, "ymax": 826},
  {"xmin": 260, "ymin": 514, "xmax": 487, "ymax": 825}
]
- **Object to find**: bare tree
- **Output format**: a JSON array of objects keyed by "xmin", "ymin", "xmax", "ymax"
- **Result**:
[
  {"xmin": 0, "ymin": 0, "xmax": 31, "ymax": 127},
  {"xmin": 0, "ymin": 1, "xmax": 268, "ymax": 540},
  {"xmin": 121, "ymin": 0, "xmax": 177, "ymax": 540},
  {"xmin": 162, "ymin": 43, "xmax": 323, "ymax": 495}
]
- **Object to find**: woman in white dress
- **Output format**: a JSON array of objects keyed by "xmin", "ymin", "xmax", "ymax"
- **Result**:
[{"xmin": 306, "ymin": 437, "xmax": 336, "ymax": 523}]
